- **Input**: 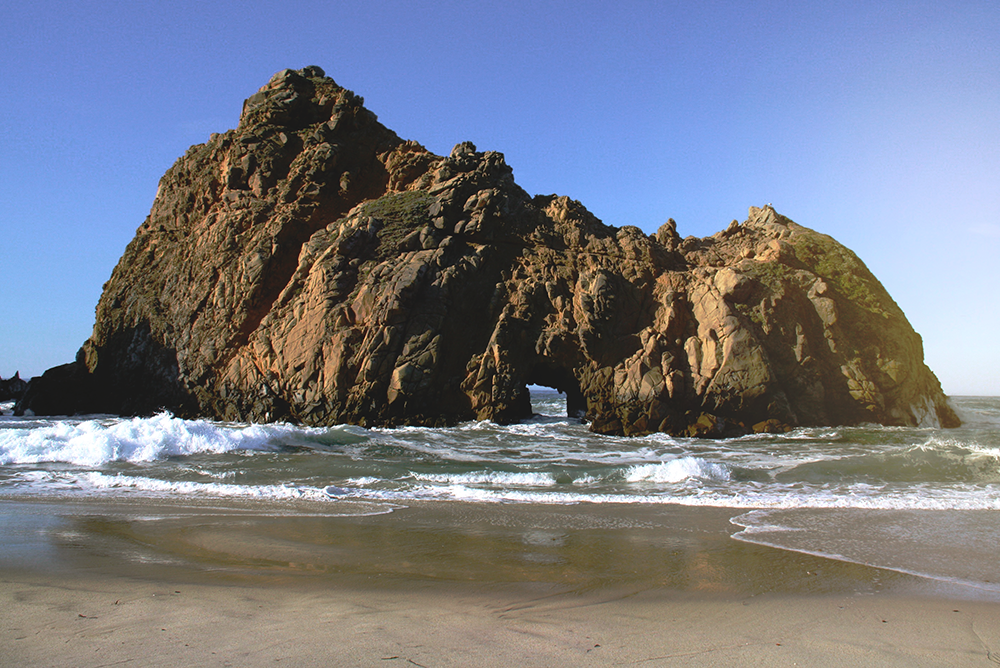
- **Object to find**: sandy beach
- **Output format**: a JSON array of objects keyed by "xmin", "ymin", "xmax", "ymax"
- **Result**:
[{"xmin": 3, "ymin": 497, "xmax": 1000, "ymax": 667}]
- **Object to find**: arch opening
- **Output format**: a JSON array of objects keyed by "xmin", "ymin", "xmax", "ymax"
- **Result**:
[{"xmin": 525, "ymin": 361, "xmax": 586, "ymax": 419}]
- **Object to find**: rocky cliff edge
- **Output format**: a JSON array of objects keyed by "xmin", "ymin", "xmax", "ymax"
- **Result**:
[{"xmin": 17, "ymin": 67, "xmax": 960, "ymax": 435}]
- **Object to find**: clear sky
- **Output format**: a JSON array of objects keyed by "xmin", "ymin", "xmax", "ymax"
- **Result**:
[{"xmin": 2, "ymin": 0, "xmax": 998, "ymax": 395}]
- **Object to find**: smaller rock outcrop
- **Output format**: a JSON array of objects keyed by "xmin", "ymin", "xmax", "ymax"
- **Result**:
[
  {"xmin": 0, "ymin": 371, "xmax": 28, "ymax": 402},
  {"xmin": 14, "ymin": 353, "xmax": 101, "ymax": 415}
]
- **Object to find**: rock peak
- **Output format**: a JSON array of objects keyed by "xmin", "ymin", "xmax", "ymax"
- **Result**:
[{"xmin": 16, "ymin": 69, "xmax": 959, "ymax": 434}]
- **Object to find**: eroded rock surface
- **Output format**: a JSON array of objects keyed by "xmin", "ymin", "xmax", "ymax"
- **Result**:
[{"xmin": 16, "ymin": 67, "xmax": 959, "ymax": 434}]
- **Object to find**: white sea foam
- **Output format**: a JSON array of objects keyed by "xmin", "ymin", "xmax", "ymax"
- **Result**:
[
  {"xmin": 952, "ymin": 397, "xmax": 1000, "ymax": 428},
  {"xmin": 413, "ymin": 470, "xmax": 557, "ymax": 487},
  {"xmin": 968, "ymin": 443, "xmax": 1000, "ymax": 461},
  {"xmin": 83, "ymin": 471, "xmax": 331, "ymax": 500},
  {"xmin": 0, "ymin": 468, "xmax": 328, "ymax": 502},
  {"xmin": 319, "ymin": 480, "xmax": 1000, "ymax": 510},
  {"xmin": 0, "ymin": 412, "xmax": 364, "ymax": 466},
  {"xmin": 624, "ymin": 458, "xmax": 731, "ymax": 484}
]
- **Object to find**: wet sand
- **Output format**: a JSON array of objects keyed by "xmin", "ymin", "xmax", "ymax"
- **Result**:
[{"xmin": 3, "ymin": 497, "xmax": 1000, "ymax": 666}]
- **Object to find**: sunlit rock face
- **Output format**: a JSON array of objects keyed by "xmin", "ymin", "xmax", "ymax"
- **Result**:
[{"xmin": 17, "ymin": 67, "xmax": 959, "ymax": 435}]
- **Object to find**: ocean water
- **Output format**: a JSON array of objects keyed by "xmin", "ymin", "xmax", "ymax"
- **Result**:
[{"xmin": 2, "ymin": 391, "xmax": 999, "ymax": 591}]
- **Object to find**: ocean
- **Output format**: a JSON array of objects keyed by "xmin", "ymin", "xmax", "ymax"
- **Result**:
[{"xmin": 2, "ymin": 390, "xmax": 999, "ymax": 594}]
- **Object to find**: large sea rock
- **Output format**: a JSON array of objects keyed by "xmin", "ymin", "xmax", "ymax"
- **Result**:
[{"xmin": 16, "ymin": 67, "xmax": 959, "ymax": 434}]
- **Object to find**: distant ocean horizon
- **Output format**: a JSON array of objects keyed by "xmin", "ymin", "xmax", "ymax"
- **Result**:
[{"xmin": 3, "ymin": 390, "xmax": 999, "ymax": 593}]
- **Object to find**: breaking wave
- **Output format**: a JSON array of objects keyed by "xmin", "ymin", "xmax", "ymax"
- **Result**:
[{"xmin": 2, "ymin": 394, "xmax": 999, "ymax": 512}]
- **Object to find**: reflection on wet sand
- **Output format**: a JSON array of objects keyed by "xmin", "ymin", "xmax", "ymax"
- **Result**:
[{"xmin": 26, "ymin": 498, "xmax": 918, "ymax": 600}]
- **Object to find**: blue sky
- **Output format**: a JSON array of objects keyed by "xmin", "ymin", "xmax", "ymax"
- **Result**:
[{"xmin": 2, "ymin": 0, "xmax": 998, "ymax": 394}]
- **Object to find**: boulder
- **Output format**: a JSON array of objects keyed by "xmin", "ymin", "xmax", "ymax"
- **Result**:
[
  {"xmin": 14, "ymin": 362, "xmax": 94, "ymax": 416},
  {"xmin": 16, "ymin": 67, "xmax": 960, "ymax": 434}
]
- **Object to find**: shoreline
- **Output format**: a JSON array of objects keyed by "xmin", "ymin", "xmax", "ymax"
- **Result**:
[{"xmin": 4, "ymin": 496, "xmax": 1000, "ymax": 666}]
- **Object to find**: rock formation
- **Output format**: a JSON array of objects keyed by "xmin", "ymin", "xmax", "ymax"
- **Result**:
[
  {"xmin": 16, "ymin": 67, "xmax": 959, "ymax": 434},
  {"xmin": 0, "ymin": 372, "xmax": 28, "ymax": 402}
]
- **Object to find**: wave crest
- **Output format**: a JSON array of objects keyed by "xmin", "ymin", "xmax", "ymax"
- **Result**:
[
  {"xmin": 0, "ymin": 412, "xmax": 366, "ymax": 466},
  {"xmin": 625, "ymin": 458, "xmax": 731, "ymax": 484}
]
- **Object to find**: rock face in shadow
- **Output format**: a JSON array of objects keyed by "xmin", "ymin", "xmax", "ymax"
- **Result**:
[
  {"xmin": 16, "ymin": 67, "xmax": 959, "ymax": 434},
  {"xmin": 0, "ymin": 372, "xmax": 28, "ymax": 402}
]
